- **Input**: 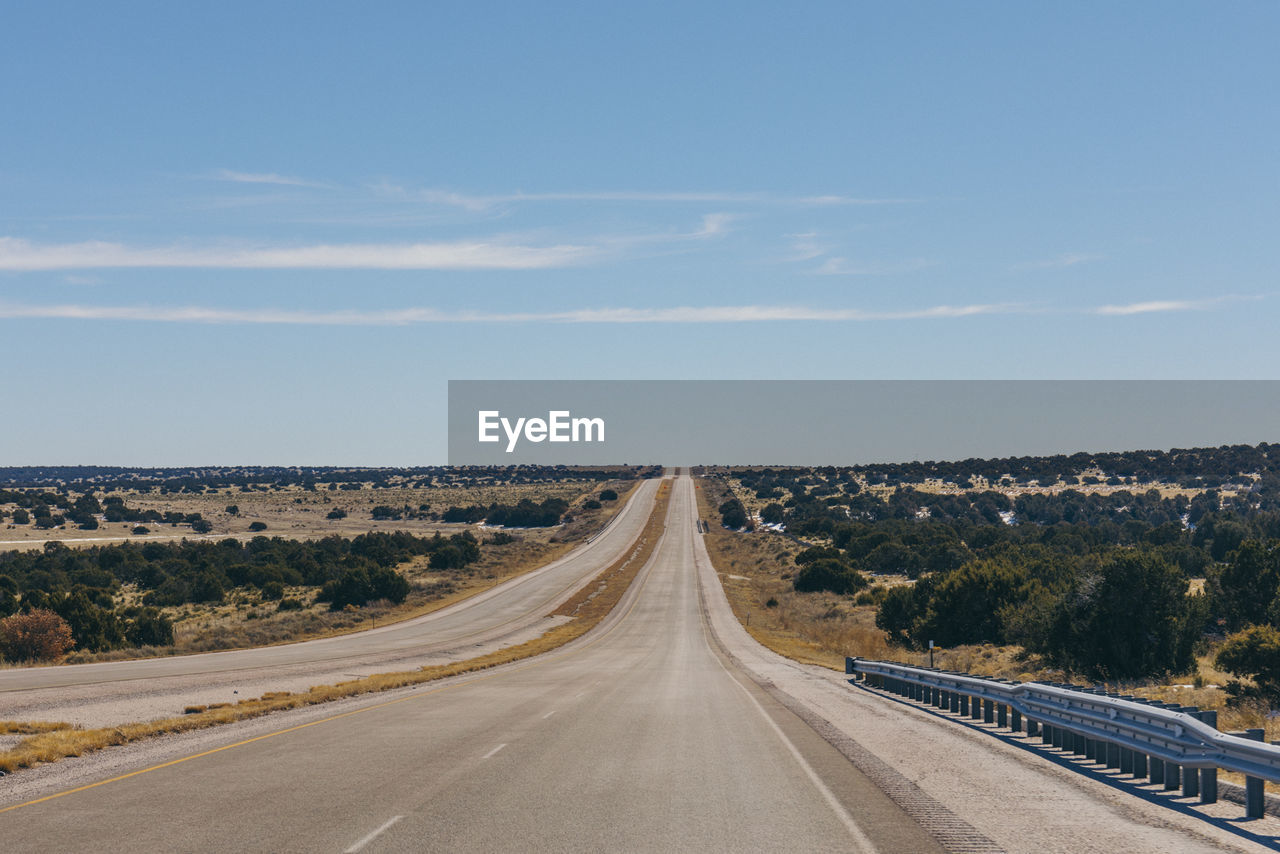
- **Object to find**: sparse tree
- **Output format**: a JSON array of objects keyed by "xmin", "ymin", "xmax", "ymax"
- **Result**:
[{"xmin": 0, "ymin": 609, "xmax": 76, "ymax": 661}]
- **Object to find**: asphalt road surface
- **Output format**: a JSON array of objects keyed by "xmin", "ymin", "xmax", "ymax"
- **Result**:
[{"xmin": 1, "ymin": 476, "xmax": 938, "ymax": 853}]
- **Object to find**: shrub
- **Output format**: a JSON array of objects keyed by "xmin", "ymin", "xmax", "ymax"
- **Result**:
[
  {"xmin": 260, "ymin": 581, "xmax": 285, "ymax": 600},
  {"xmin": 277, "ymin": 597, "xmax": 304, "ymax": 612},
  {"xmin": 599, "ymin": 489, "xmax": 618, "ymax": 501},
  {"xmin": 760, "ymin": 503, "xmax": 785, "ymax": 525},
  {"xmin": 793, "ymin": 559, "xmax": 867, "ymax": 595},
  {"xmin": 317, "ymin": 566, "xmax": 409, "ymax": 611},
  {"xmin": 132, "ymin": 525, "xmax": 150, "ymax": 535},
  {"xmin": 326, "ymin": 508, "xmax": 347, "ymax": 520},
  {"xmin": 0, "ymin": 609, "xmax": 76, "ymax": 661},
  {"xmin": 248, "ymin": 521, "xmax": 267, "ymax": 532},
  {"xmin": 1216, "ymin": 624, "xmax": 1280, "ymax": 705},
  {"xmin": 125, "ymin": 607, "xmax": 175, "ymax": 647},
  {"xmin": 719, "ymin": 499, "xmax": 751, "ymax": 531}
]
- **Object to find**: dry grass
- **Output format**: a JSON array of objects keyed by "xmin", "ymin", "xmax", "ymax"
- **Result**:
[
  {"xmin": 0, "ymin": 481, "xmax": 669, "ymax": 775},
  {"xmin": 0, "ymin": 721, "xmax": 73, "ymax": 735},
  {"xmin": 696, "ymin": 478, "xmax": 894, "ymax": 670}
]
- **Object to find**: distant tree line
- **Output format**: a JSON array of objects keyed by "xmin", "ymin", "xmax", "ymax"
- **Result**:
[
  {"xmin": 0, "ymin": 465, "xmax": 659, "ymax": 493},
  {"xmin": 442, "ymin": 497, "xmax": 572, "ymax": 528},
  {"xmin": 730, "ymin": 442, "xmax": 1280, "ymax": 492}
]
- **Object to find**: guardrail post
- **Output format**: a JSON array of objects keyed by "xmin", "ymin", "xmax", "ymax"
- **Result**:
[
  {"xmin": 997, "ymin": 702, "xmax": 1008, "ymax": 728},
  {"xmin": 1150, "ymin": 755, "xmax": 1165, "ymax": 786},
  {"xmin": 960, "ymin": 694, "xmax": 970, "ymax": 716},
  {"xmin": 1133, "ymin": 748, "xmax": 1148, "ymax": 779},
  {"xmin": 1197, "ymin": 710, "xmax": 1217, "ymax": 804},
  {"xmin": 950, "ymin": 691, "xmax": 960, "ymax": 714},
  {"xmin": 1180, "ymin": 707, "xmax": 1200, "ymax": 798},
  {"xmin": 1027, "ymin": 718, "xmax": 1040, "ymax": 738},
  {"xmin": 1245, "ymin": 728, "xmax": 1265, "ymax": 818},
  {"xmin": 983, "ymin": 698, "xmax": 994, "ymax": 724},
  {"xmin": 1120, "ymin": 744, "xmax": 1134, "ymax": 775},
  {"xmin": 1075, "ymin": 731, "xmax": 1088, "ymax": 756},
  {"xmin": 1011, "ymin": 708, "xmax": 1022, "ymax": 732},
  {"xmin": 1106, "ymin": 741, "xmax": 1121, "ymax": 769},
  {"xmin": 971, "ymin": 695, "xmax": 983, "ymax": 721},
  {"xmin": 846, "ymin": 657, "xmax": 857, "ymax": 676}
]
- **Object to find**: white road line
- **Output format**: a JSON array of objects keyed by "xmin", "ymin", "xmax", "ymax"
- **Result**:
[
  {"xmin": 344, "ymin": 815, "xmax": 403, "ymax": 853},
  {"xmin": 483, "ymin": 743, "xmax": 507, "ymax": 759},
  {"xmin": 542, "ymin": 710, "xmax": 556, "ymax": 719},
  {"xmin": 721, "ymin": 650, "xmax": 880, "ymax": 850}
]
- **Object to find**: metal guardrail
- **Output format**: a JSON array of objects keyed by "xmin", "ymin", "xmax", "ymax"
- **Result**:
[{"xmin": 848, "ymin": 657, "xmax": 1280, "ymax": 819}]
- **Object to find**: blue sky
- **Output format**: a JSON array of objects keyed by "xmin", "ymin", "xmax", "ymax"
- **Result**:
[{"xmin": 1, "ymin": 2, "xmax": 1277, "ymax": 464}]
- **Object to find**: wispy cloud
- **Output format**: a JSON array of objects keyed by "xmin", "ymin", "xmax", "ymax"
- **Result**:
[
  {"xmin": 814, "ymin": 257, "xmax": 936, "ymax": 276},
  {"xmin": 215, "ymin": 169, "xmax": 331, "ymax": 189},
  {"xmin": 1013, "ymin": 252, "xmax": 1104, "ymax": 271},
  {"xmin": 0, "ymin": 237, "xmax": 593, "ymax": 271},
  {"xmin": 411, "ymin": 188, "xmax": 908, "ymax": 212},
  {"xmin": 692, "ymin": 213, "xmax": 735, "ymax": 238},
  {"xmin": 785, "ymin": 232, "xmax": 827, "ymax": 262},
  {"xmin": 1094, "ymin": 294, "xmax": 1263, "ymax": 316},
  {"xmin": 0, "ymin": 301, "xmax": 1020, "ymax": 326}
]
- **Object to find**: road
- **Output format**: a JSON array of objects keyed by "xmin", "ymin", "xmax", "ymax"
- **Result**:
[
  {"xmin": 0, "ymin": 478, "xmax": 660, "ymax": 725},
  {"xmin": 5, "ymin": 476, "xmax": 1276, "ymax": 852},
  {"xmin": 0, "ymin": 475, "xmax": 937, "ymax": 852}
]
